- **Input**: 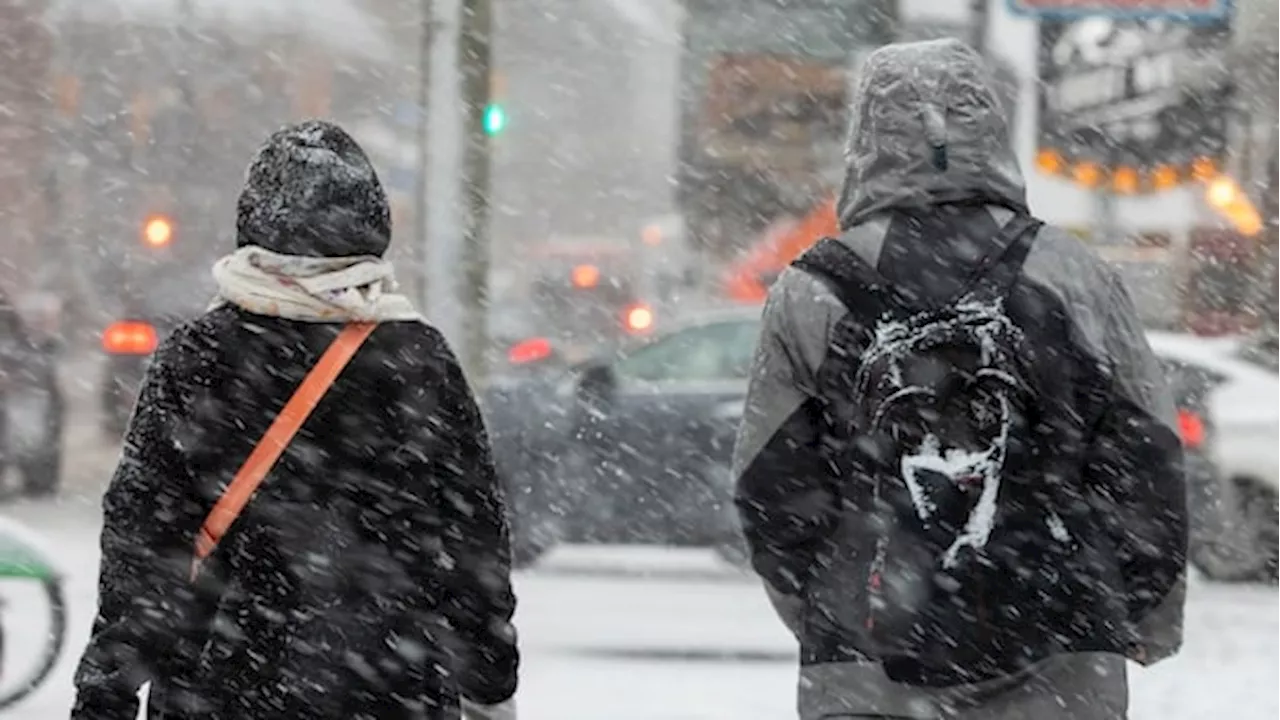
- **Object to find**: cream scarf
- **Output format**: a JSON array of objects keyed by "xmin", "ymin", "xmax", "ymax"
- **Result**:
[{"xmin": 210, "ymin": 246, "xmax": 422, "ymax": 323}]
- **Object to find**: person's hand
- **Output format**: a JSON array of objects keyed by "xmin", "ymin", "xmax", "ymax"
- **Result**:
[
  {"xmin": 461, "ymin": 696, "xmax": 516, "ymax": 720},
  {"xmin": 1127, "ymin": 644, "xmax": 1148, "ymax": 665}
]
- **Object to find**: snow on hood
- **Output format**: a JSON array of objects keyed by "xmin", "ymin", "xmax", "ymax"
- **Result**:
[
  {"xmin": 835, "ymin": 38, "xmax": 1027, "ymax": 230},
  {"xmin": 46, "ymin": 0, "xmax": 390, "ymax": 62}
]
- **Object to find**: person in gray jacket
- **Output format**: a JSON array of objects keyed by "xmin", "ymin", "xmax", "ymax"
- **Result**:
[{"xmin": 732, "ymin": 39, "xmax": 1186, "ymax": 720}]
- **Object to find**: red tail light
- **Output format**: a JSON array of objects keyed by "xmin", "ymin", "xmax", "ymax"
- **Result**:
[
  {"xmin": 624, "ymin": 303, "xmax": 654, "ymax": 334},
  {"xmin": 570, "ymin": 264, "xmax": 601, "ymax": 289},
  {"xmin": 1177, "ymin": 408, "xmax": 1206, "ymax": 449},
  {"xmin": 103, "ymin": 321, "xmax": 159, "ymax": 355},
  {"xmin": 507, "ymin": 337, "xmax": 554, "ymax": 365}
]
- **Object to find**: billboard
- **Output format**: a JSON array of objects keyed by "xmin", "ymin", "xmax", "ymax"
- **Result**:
[
  {"xmin": 1010, "ymin": 0, "xmax": 1232, "ymax": 20},
  {"xmin": 1035, "ymin": 13, "xmax": 1233, "ymax": 191}
]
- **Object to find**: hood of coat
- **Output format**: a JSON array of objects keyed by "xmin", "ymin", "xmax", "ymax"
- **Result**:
[{"xmin": 835, "ymin": 39, "xmax": 1028, "ymax": 231}]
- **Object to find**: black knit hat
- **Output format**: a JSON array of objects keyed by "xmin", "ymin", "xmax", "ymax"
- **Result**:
[{"xmin": 236, "ymin": 120, "xmax": 391, "ymax": 257}]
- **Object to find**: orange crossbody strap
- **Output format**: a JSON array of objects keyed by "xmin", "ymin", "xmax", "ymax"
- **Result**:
[{"xmin": 189, "ymin": 321, "xmax": 377, "ymax": 582}]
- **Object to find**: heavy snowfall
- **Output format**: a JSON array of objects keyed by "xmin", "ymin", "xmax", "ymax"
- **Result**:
[{"xmin": 0, "ymin": 0, "xmax": 1276, "ymax": 718}]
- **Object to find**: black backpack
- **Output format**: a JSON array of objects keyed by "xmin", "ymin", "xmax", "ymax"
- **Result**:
[{"xmin": 794, "ymin": 215, "xmax": 1087, "ymax": 684}]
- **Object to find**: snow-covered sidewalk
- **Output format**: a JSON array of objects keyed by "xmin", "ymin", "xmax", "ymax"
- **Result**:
[{"xmin": 3, "ymin": 503, "xmax": 1276, "ymax": 719}]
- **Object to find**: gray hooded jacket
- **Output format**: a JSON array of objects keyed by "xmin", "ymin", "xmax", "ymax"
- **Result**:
[{"xmin": 733, "ymin": 40, "xmax": 1186, "ymax": 720}]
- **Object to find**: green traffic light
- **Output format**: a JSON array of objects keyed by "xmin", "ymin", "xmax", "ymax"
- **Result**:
[{"xmin": 483, "ymin": 103, "xmax": 507, "ymax": 135}]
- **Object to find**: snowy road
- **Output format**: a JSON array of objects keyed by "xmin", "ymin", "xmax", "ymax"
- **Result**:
[{"xmin": 0, "ymin": 497, "xmax": 1276, "ymax": 720}]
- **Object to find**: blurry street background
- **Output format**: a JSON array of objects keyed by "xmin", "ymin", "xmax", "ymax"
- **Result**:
[{"xmin": 0, "ymin": 0, "xmax": 1276, "ymax": 717}]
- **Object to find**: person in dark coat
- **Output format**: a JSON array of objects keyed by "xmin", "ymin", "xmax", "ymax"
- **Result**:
[
  {"xmin": 0, "ymin": 289, "xmax": 35, "ymax": 393},
  {"xmin": 0, "ymin": 290, "xmax": 21, "ymax": 475},
  {"xmin": 733, "ymin": 40, "xmax": 1186, "ymax": 719},
  {"xmin": 71, "ymin": 120, "xmax": 519, "ymax": 720}
]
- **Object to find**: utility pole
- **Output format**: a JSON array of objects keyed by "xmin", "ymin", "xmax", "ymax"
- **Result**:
[
  {"xmin": 0, "ymin": 0, "xmax": 52, "ymax": 297},
  {"xmin": 1259, "ymin": 149, "xmax": 1278, "ymax": 366},
  {"xmin": 457, "ymin": 0, "xmax": 494, "ymax": 381},
  {"xmin": 1243, "ymin": 126, "xmax": 1279, "ymax": 365},
  {"xmin": 1234, "ymin": 0, "xmax": 1278, "ymax": 359},
  {"xmin": 414, "ymin": 0, "xmax": 434, "ymax": 312},
  {"xmin": 969, "ymin": 0, "xmax": 989, "ymax": 55},
  {"xmin": 1094, "ymin": 162, "xmax": 1121, "ymax": 246}
]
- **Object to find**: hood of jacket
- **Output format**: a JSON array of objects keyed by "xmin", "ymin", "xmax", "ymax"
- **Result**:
[{"xmin": 835, "ymin": 39, "xmax": 1028, "ymax": 231}]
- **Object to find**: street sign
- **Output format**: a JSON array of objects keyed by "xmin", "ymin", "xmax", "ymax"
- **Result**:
[
  {"xmin": 1010, "ymin": 0, "xmax": 1232, "ymax": 20},
  {"xmin": 1035, "ymin": 13, "xmax": 1233, "ymax": 191}
]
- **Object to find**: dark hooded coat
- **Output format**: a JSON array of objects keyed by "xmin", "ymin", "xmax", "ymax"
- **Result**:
[
  {"xmin": 71, "ymin": 122, "xmax": 518, "ymax": 720},
  {"xmin": 732, "ymin": 40, "xmax": 1186, "ymax": 719}
]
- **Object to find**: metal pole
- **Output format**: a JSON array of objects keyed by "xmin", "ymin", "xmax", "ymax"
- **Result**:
[
  {"xmin": 969, "ymin": 0, "xmax": 989, "ymax": 55},
  {"xmin": 457, "ymin": 0, "xmax": 494, "ymax": 381},
  {"xmin": 415, "ymin": 0, "xmax": 434, "ymax": 312},
  {"xmin": 1097, "ymin": 145, "xmax": 1121, "ymax": 247},
  {"xmin": 1257, "ymin": 140, "xmax": 1278, "ymax": 345},
  {"xmin": 1096, "ymin": 184, "xmax": 1121, "ymax": 246}
]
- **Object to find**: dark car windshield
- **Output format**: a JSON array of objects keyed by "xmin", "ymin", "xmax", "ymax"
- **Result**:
[
  {"xmin": 490, "ymin": 270, "xmax": 644, "ymax": 359},
  {"xmin": 612, "ymin": 318, "xmax": 761, "ymax": 383}
]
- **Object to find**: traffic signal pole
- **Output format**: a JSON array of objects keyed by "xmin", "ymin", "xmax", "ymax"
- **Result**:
[
  {"xmin": 457, "ymin": 0, "xmax": 495, "ymax": 382},
  {"xmin": 969, "ymin": 0, "xmax": 989, "ymax": 55},
  {"xmin": 414, "ymin": 0, "xmax": 433, "ymax": 312}
]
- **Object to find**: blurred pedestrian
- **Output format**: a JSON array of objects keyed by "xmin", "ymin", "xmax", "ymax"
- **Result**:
[
  {"xmin": 0, "ymin": 289, "xmax": 23, "ymax": 472},
  {"xmin": 0, "ymin": 290, "xmax": 21, "ymax": 387},
  {"xmin": 71, "ymin": 120, "xmax": 518, "ymax": 720},
  {"xmin": 733, "ymin": 40, "xmax": 1186, "ymax": 719},
  {"xmin": 0, "ymin": 291, "xmax": 50, "ymax": 484}
]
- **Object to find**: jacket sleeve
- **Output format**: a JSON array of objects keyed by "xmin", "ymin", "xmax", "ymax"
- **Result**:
[
  {"xmin": 1085, "ymin": 271, "xmax": 1188, "ymax": 665},
  {"xmin": 72, "ymin": 335, "xmax": 204, "ymax": 720},
  {"xmin": 732, "ymin": 270, "xmax": 843, "ymax": 628},
  {"xmin": 415, "ymin": 331, "xmax": 519, "ymax": 705}
]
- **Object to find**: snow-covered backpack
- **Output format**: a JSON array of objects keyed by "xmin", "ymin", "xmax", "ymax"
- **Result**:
[{"xmin": 794, "ymin": 215, "xmax": 1086, "ymax": 684}]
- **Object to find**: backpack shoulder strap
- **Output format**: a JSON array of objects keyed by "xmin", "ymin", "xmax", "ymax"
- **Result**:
[
  {"xmin": 961, "ymin": 214, "xmax": 1044, "ymax": 297},
  {"xmin": 793, "ymin": 215, "xmax": 1044, "ymax": 314},
  {"xmin": 792, "ymin": 237, "xmax": 903, "ymax": 316},
  {"xmin": 189, "ymin": 321, "xmax": 377, "ymax": 581}
]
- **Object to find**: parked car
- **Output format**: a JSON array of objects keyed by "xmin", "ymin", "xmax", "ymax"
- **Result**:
[
  {"xmin": 483, "ymin": 308, "xmax": 758, "ymax": 567},
  {"xmin": 100, "ymin": 266, "xmax": 213, "ymax": 436},
  {"xmin": 0, "ymin": 293, "xmax": 64, "ymax": 498},
  {"xmin": 1147, "ymin": 332, "xmax": 1279, "ymax": 582}
]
